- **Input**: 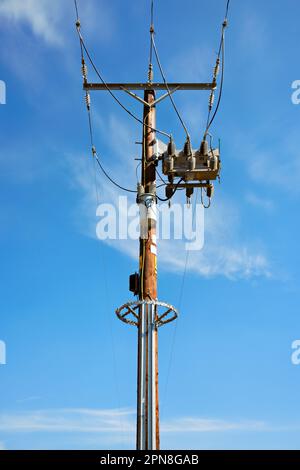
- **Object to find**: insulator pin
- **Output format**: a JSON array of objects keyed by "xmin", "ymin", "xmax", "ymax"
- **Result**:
[
  {"xmin": 208, "ymin": 91, "xmax": 215, "ymax": 110},
  {"xmin": 214, "ymin": 58, "xmax": 220, "ymax": 78},
  {"xmin": 81, "ymin": 62, "xmax": 88, "ymax": 81},
  {"xmin": 183, "ymin": 138, "xmax": 192, "ymax": 157},
  {"xmin": 200, "ymin": 140, "xmax": 209, "ymax": 156},
  {"xmin": 85, "ymin": 92, "xmax": 91, "ymax": 110},
  {"xmin": 148, "ymin": 64, "xmax": 153, "ymax": 83}
]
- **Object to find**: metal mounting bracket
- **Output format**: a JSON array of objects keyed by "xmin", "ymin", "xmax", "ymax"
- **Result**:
[
  {"xmin": 115, "ymin": 300, "xmax": 178, "ymax": 327},
  {"xmin": 121, "ymin": 86, "xmax": 181, "ymax": 108}
]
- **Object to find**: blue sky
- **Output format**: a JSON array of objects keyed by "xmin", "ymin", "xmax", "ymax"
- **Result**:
[{"xmin": 1, "ymin": 0, "xmax": 300, "ymax": 450}]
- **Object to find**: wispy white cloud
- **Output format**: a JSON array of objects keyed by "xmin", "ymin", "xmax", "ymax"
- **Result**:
[
  {"xmin": 158, "ymin": 196, "xmax": 270, "ymax": 279},
  {"xmin": 248, "ymin": 149, "xmax": 300, "ymax": 193},
  {"xmin": 16, "ymin": 396, "xmax": 41, "ymax": 404},
  {"xmin": 246, "ymin": 192, "xmax": 275, "ymax": 212},
  {"xmin": 0, "ymin": 408, "xmax": 135, "ymax": 435},
  {"xmin": 0, "ymin": 0, "xmax": 65, "ymax": 46},
  {"xmin": 0, "ymin": 0, "xmax": 114, "ymax": 47},
  {"xmin": 0, "ymin": 441, "xmax": 5, "ymax": 450},
  {"xmin": 161, "ymin": 417, "xmax": 265, "ymax": 433},
  {"xmin": 0, "ymin": 407, "xmax": 266, "ymax": 436},
  {"xmin": 233, "ymin": 126, "xmax": 300, "ymax": 196},
  {"xmin": 158, "ymin": 237, "xmax": 270, "ymax": 280}
]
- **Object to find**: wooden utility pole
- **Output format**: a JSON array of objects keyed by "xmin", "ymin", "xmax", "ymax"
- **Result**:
[
  {"xmin": 136, "ymin": 89, "xmax": 159, "ymax": 450},
  {"xmin": 83, "ymin": 74, "xmax": 218, "ymax": 449}
]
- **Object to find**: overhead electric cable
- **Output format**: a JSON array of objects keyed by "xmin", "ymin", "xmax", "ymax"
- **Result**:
[
  {"xmin": 149, "ymin": 1, "xmax": 190, "ymax": 141},
  {"xmin": 149, "ymin": 0, "xmax": 154, "ymax": 66},
  {"xmin": 161, "ymin": 0, "xmax": 231, "ymax": 424},
  {"xmin": 75, "ymin": 26, "xmax": 171, "ymax": 139},
  {"xmin": 74, "ymin": 0, "xmax": 129, "ymax": 439},
  {"xmin": 156, "ymin": 178, "xmax": 184, "ymax": 202},
  {"xmin": 151, "ymin": 35, "xmax": 190, "ymax": 141},
  {"xmin": 74, "ymin": 1, "xmax": 138, "ymax": 194},
  {"xmin": 94, "ymin": 154, "xmax": 137, "ymax": 194},
  {"xmin": 204, "ymin": 0, "xmax": 230, "ymax": 138}
]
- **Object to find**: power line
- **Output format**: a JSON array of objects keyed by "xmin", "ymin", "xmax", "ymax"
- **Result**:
[
  {"xmin": 94, "ymin": 153, "xmax": 137, "ymax": 194},
  {"xmin": 204, "ymin": 0, "xmax": 230, "ymax": 138},
  {"xmin": 162, "ymin": 0, "xmax": 231, "ymax": 423},
  {"xmin": 149, "ymin": 0, "xmax": 154, "ymax": 65},
  {"xmin": 74, "ymin": 1, "xmax": 138, "ymax": 194},
  {"xmin": 74, "ymin": 0, "xmax": 79, "ymax": 21},
  {"xmin": 205, "ymin": 27, "xmax": 225, "ymax": 134},
  {"xmin": 225, "ymin": 0, "xmax": 230, "ymax": 23},
  {"xmin": 155, "ymin": 168, "xmax": 168, "ymax": 186},
  {"xmin": 75, "ymin": 27, "xmax": 171, "ymax": 140},
  {"xmin": 74, "ymin": 0, "xmax": 129, "ymax": 439},
  {"xmin": 87, "ymin": 99, "xmax": 137, "ymax": 193},
  {"xmin": 161, "ymin": 189, "xmax": 200, "ymax": 419},
  {"xmin": 151, "ymin": 34, "xmax": 190, "ymax": 141},
  {"xmin": 85, "ymin": 82, "xmax": 137, "ymax": 192},
  {"xmin": 156, "ymin": 178, "xmax": 184, "ymax": 202}
]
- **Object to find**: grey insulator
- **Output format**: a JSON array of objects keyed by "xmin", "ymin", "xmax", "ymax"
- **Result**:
[
  {"xmin": 200, "ymin": 140, "xmax": 209, "ymax": 156},
  {"xmin": 168, "ymin": 139, "xmax": 176, "ymax": 157},
  {"xmin": 184, "ymin": 138, "xmax": 192, "ymax": 157}
]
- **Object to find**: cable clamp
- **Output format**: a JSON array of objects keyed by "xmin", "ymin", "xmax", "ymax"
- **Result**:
[{"xmin": 137, "ymin": 192, "xmax": 156, "ymax": 208}]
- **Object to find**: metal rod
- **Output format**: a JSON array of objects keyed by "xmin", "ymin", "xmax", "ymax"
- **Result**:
[
  {"xmin": 151, "ymin": 87, "xmax": 180, "ymax": 106},
  {"xmin": 137, "ymin": 303, "xmax": 146, "ymax": 450},
  {"xmin": 120, "ymin": 86, "xmax": 183, "ymax": 108},
  {"xmin": 150, "ymin": 304, "xmax": 157, "ymax": 449},
  {"xmin": 121, "ymin": 87, "xmax": 150, "ymax": 106}
]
